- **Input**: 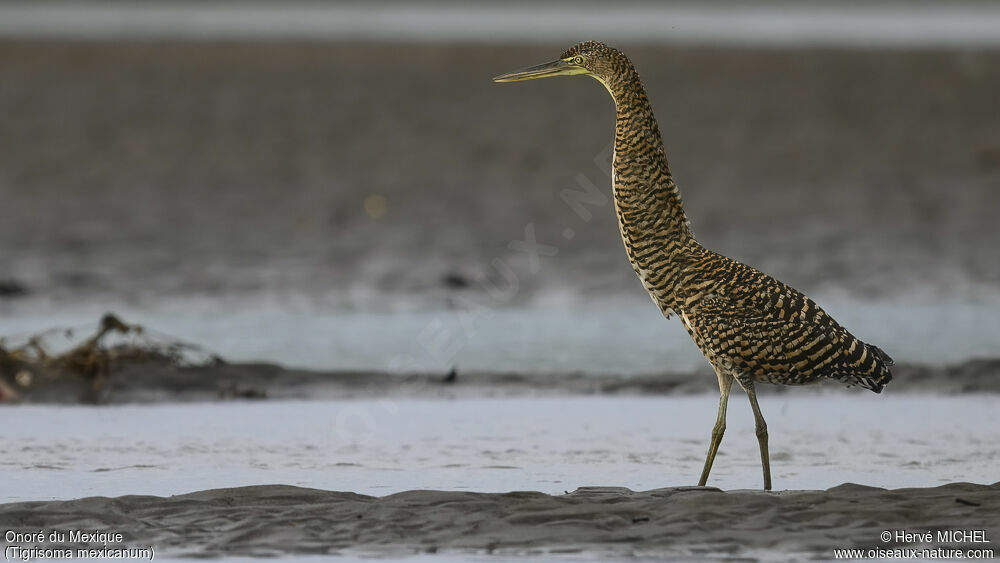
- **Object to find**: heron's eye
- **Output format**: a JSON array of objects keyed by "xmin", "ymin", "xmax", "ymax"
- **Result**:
[{"xmin": 573, "ymin": 56, "xmax": 585, "ymax": 65}]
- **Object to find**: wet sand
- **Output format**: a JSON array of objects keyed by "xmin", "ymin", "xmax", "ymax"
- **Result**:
[{"xmin": 1, "ymin": 483, "xmax": 997, "ymax": 558}]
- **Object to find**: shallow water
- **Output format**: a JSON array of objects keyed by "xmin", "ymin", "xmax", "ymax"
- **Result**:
[
  {"xmin": 1, "ymin": 300, "xmax": 998, "ymax": 376},
  {"xmin": 3, "ymin": 395, "xmax": 997, "ymax": 504}
]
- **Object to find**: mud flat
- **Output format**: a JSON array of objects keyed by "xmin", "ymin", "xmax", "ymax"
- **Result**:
[{"xmin": 1, "ymin": 483, "xmax": 997, "ymax": 559}]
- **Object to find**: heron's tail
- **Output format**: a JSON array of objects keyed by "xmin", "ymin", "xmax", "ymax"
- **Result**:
[{"xmin": 859, "ymin": 344, "xmax": 893, "ymax": 393}]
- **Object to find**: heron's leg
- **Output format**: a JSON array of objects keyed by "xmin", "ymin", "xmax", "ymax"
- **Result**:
[
  {"xmin": 698, "ymin": 369, "xmax": 733, "ymax": 486},
  {"xmin": 744, "ymin": 381, "xmax": 772, "ymax": 490}
]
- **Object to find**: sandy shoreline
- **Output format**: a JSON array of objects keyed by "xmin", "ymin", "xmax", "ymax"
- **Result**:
[{"xmin": 1, "ymin": 483, "xmax": 997, "ymax": 558}]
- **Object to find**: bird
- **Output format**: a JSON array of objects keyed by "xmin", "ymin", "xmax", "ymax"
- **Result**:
[{"xmin": 494, "ymin": 41, "xmax": 893, "ymax": 490}]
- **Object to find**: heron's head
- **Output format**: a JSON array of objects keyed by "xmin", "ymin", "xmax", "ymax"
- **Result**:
[{"xmin": 493, "ymin": 41, "xmax": 635, "ymax": 96}]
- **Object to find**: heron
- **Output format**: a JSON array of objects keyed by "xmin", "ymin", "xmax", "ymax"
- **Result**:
[{"xmin": 494, "ymin": 41, "xmax": 893, "ymax": 490}]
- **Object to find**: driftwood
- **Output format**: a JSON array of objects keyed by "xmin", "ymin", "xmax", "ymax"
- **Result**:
[{"xmin": 0, "ymin": 313, "xmax": 221, "ymax": 403}]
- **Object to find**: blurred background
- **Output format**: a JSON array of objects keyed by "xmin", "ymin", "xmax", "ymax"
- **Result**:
[{"xmin": 1, "ymin": 1, "xmax": 999, "ymax": 377}]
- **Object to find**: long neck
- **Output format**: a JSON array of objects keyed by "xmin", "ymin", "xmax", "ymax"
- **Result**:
[{"xmin": 605, "ymin": 73, "xmax": 694, "ymax": 249}]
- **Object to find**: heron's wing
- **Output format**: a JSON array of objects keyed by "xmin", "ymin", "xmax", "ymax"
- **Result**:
[{"xmin": 683, "ymin": 262, "xmax": 892, "ymax": 391}]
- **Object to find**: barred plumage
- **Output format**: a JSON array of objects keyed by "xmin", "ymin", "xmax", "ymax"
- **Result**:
[{"xmin": 496, "ymin": 41, "xmax": 893, "ymax": 490}]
